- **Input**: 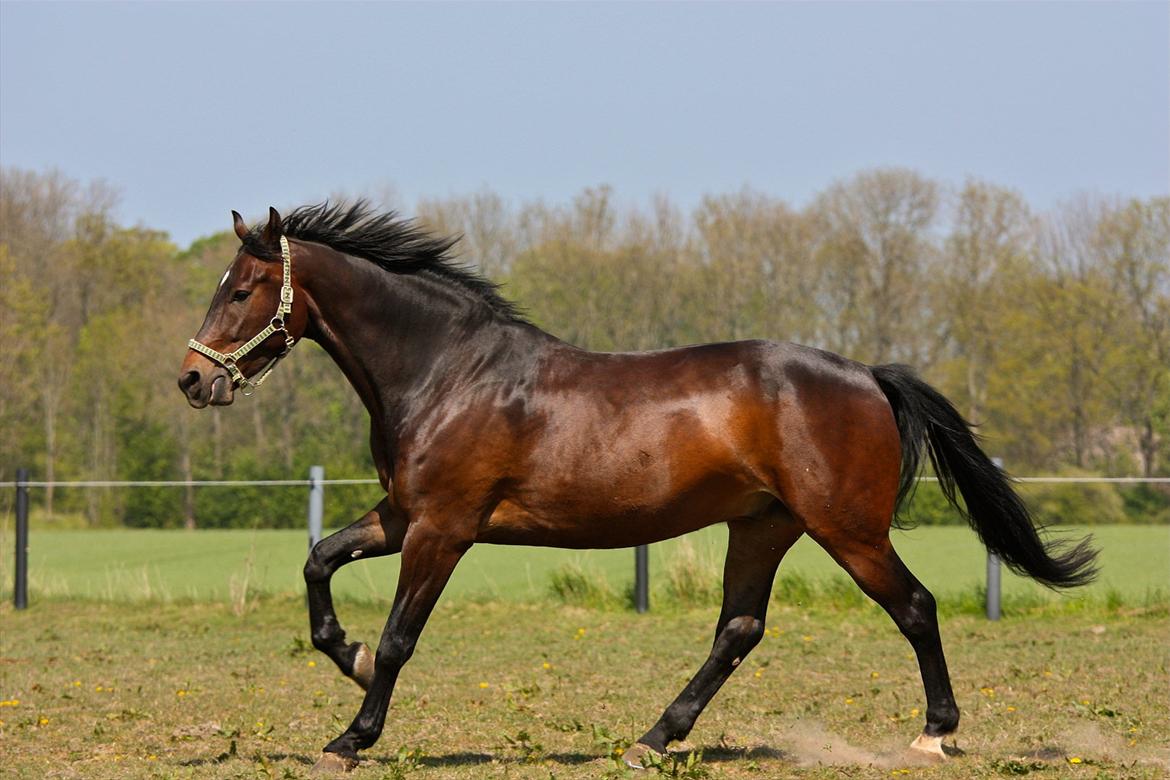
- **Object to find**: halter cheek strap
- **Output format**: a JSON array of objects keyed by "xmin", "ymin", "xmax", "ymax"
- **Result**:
[{"xmin": 187, "ymin": 235, "xmax": 297, "ymax": 396}]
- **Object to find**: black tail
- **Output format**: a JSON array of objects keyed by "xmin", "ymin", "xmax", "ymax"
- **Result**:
[{"xmin": 872, "ymin": 364, "xmax": 1098, "ymax": 589}]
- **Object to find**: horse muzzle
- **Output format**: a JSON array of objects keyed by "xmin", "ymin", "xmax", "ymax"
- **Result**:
[{"xmin": 178, "ymin": 365, "xmax": 236, "ymax": 408}]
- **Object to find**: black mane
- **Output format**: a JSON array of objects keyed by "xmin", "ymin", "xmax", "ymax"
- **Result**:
[{"xmin": 244, "ymin": 201, "xmax": 525, "ymax": 322}]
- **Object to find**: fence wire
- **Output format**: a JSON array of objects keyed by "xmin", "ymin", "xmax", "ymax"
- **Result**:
[{"xmin": 2, "ymin": 476, "xmax": 1167, "ymax": 488}]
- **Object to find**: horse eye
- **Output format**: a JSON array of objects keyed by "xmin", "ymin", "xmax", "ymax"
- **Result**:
[{"xmin": 231, "ymin": 289, "xmax": 251, "ymax": 302}]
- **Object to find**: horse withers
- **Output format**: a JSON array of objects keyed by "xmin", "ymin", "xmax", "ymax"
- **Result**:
[{"xmin": 178, "ymin": 203, "xmax": 1097, "ymax": 773}]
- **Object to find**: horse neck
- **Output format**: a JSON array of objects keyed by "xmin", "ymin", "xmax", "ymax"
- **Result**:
[{"xmin": 297, "ymin": 242, "xmax": 544, "ymax": 436}]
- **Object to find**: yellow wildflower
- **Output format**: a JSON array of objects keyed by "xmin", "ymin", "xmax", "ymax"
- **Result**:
[
  {"xmin": 1068, "ymin": 756, "xmax": 1083, "ymax": 764},
  {"xmin": 478, "ymin": 682, "xmax": 490, "ymax": 689},
  {"xmin": 307, "ymin": 660, "xmax": 317, "ymax": 668}
]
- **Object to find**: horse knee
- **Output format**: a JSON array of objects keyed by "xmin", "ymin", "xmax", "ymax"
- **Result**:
[
  {"xmin": 713, "ymin": 615, "xmax": 764, "ymax": 663},
  {"xmin": 304, "ymin": 544, "xmax": 331, "ymax": 584},
  {"xmin": 376, "ymin": 635, "xmax": 416, "ymax": 669},
  {"xmin": 311, "ymin": 615, "xmax": 345, "ymax": 652}
]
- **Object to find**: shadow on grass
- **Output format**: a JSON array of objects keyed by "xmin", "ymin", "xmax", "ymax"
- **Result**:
[
  {"xmin": 180, "ymin": 750, "xmax": 314, "ymax": 767},
  {"xmin": 699, "ymin": 745, "xmax": 791, "ymax": 763},
  {"xmin": 180, "ymin": 749, "xmax": 601, "ymax": 769}
]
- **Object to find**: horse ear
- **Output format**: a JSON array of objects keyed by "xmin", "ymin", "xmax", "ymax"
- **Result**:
[
  {"xmin": 261, "ymin": 207, "xmax": 283, "ymax": 245},
  {"xmin": 231, "ymin": 210, "xmax": 249, "ymax": 242}
]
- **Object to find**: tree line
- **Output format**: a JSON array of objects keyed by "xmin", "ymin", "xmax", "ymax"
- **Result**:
[{"xmin": 1, "ymin": 167, "xmax": 1167, "ymax": 528}]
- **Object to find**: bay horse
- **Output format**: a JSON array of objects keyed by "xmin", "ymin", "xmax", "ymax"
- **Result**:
[{"xmin": 178, "ymin": 203, "xmax": 1097, "ymax": 773}]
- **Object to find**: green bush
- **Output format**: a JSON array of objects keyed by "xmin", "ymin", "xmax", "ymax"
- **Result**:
[
  {"xmin": 897, "ymin": 473, "xmax": 1169, "ymax": 527},
  {"xmin": 661, "ymin": 538, "xmax": 721, "ymax": 607},
  {"xmin": 120, "ymin": 419, "xmax": 183, "ymax": 527},
  {"xmin": 901, "ymin": 481, "xmax": 965, "ymax": 526},
  {"xmin": 1118, "ymin": 484, "xmax": 1170, "ymax": 524},
  {"xmin": 547, "ymin": 561, "xmax": 624, "ymax": 609},
  {"xmin": 1018, "ymin": 471, "xmax": 1126, "ymax": 526}
]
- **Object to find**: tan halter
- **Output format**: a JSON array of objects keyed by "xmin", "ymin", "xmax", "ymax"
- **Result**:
[{"xmin": 187, "ymin": 235, "xmax": 296, "ymax": 396}]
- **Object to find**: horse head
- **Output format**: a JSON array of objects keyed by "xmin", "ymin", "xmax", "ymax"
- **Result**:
[{"xmin": 178, "ymin": 207, "xmax": 308, "ymax": 408}]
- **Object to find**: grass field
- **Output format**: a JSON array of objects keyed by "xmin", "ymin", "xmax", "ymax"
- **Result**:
[
  {"xmin": 2, "ymin": 523, "xmax": 1167, "ymax": 777},
  {"xmin": 0, "ymin": 525, "xmax": 1166, "ymax": 612},
  {"xmin": 1, "ymin": 598, "xmax": 1167, "ymax": 779}
]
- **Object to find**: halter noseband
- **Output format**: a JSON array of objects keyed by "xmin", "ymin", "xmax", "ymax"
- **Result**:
[{"xmin": 187, "ymin": 235, "xmax": 297, "ymax": 396}]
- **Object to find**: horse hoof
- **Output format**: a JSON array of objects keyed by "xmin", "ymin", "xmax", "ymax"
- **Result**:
[
  {"xmin": 310, "ymin": 751, "xmax": 359, "ymax": 775},
  {"xmin": 621, "ymin": 743, "xmax": 661, "ymax": 770},
  {"xmin": 908, "ymin": 733, "xmax": 946, "ymax": 761},
  {"xmin": 352, "ymin": 644, "xmax": 374, "ymax": 691}
]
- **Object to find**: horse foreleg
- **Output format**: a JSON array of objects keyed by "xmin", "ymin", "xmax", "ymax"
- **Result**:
[
  {"xmin": 623, "ymin": 515, "xmax": 802, "ymax": 767},
  {"xmin": 304, "ymin": 498, "xmax": 406, "ymax": 689},
  {"xmin": 314, "ymin": 519, "xmax": 470, "ymax": 772}
]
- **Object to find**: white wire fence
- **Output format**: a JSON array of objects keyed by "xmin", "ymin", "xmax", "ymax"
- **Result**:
[
  {"xmin": 4, "ymin": 470, "xmax": 1168, "ymax": 615},
  {"xmin": 3, "ymin": 476, "xmax": 1167, "ymax": 489}
]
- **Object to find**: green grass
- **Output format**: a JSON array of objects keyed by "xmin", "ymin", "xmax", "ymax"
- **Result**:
[
  {"xmin": 0, "ymin": 525, "xmax": 1165, "ymax": 611},
  {"xmin": 1, "ymin": 599, "xmax": 1167, "ymax": 779}
]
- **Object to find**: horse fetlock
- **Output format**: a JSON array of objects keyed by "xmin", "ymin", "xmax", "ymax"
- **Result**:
[
  {"xmin": 924, "ymin": 706, "xmax": 960, "ymax": 737},
  {"xmin": 649, "ymin": 709, "xmax": 694, "ymax": 747}
]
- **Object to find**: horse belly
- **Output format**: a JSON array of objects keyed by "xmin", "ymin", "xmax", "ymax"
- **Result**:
[{"xmin": 478, "ymin": 471, "xmax": 773, "ymax": 549}]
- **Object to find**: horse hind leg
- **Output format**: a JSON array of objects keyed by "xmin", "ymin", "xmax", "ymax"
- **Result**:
[
  {"xmin": 304, "ymin": 498, "xmax": 406, "ymax": 690},
  {"xmin": 622, "ymin": 509, "xmax": 803, "ymax": 767},
  {"xmin": 810, "ymin": 525, "xmax": 959, "ymax": 759}
]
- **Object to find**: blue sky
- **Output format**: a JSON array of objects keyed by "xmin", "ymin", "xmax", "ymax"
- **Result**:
[{"xmin": 1, "ymin": 1, "xmax": 1166, "ymax": 248}]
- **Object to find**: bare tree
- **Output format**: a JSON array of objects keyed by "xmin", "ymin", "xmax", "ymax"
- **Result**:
[{"xmin": 809, "ymin": 169, "xmax": 939, "ymax": 365}]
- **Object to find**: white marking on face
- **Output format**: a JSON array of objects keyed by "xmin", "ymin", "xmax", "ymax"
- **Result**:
[{"xmin": 218, "ymin": 267, "xmax": 231, "ymax": 289}]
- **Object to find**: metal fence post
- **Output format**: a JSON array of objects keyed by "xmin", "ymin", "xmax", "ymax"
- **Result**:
[
  {"xmin": 308, "ymin": 465, "xmax": 324, "ymax": 554},
  {"xmin": 986, "ymin": 457, "xmax": 1003, "ymax": 621},
  {"xmin": 634, "ymin": 544, "xmax": 649, "ymax": 613},
  {"xmin": 14, "ymin": 468, "xmax": 29, "ymax": 610}
]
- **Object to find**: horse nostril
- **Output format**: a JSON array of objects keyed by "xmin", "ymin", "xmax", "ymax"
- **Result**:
[{"xmin": 179, "ymin": 369, "xmax": 201, "ymax": 393}]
